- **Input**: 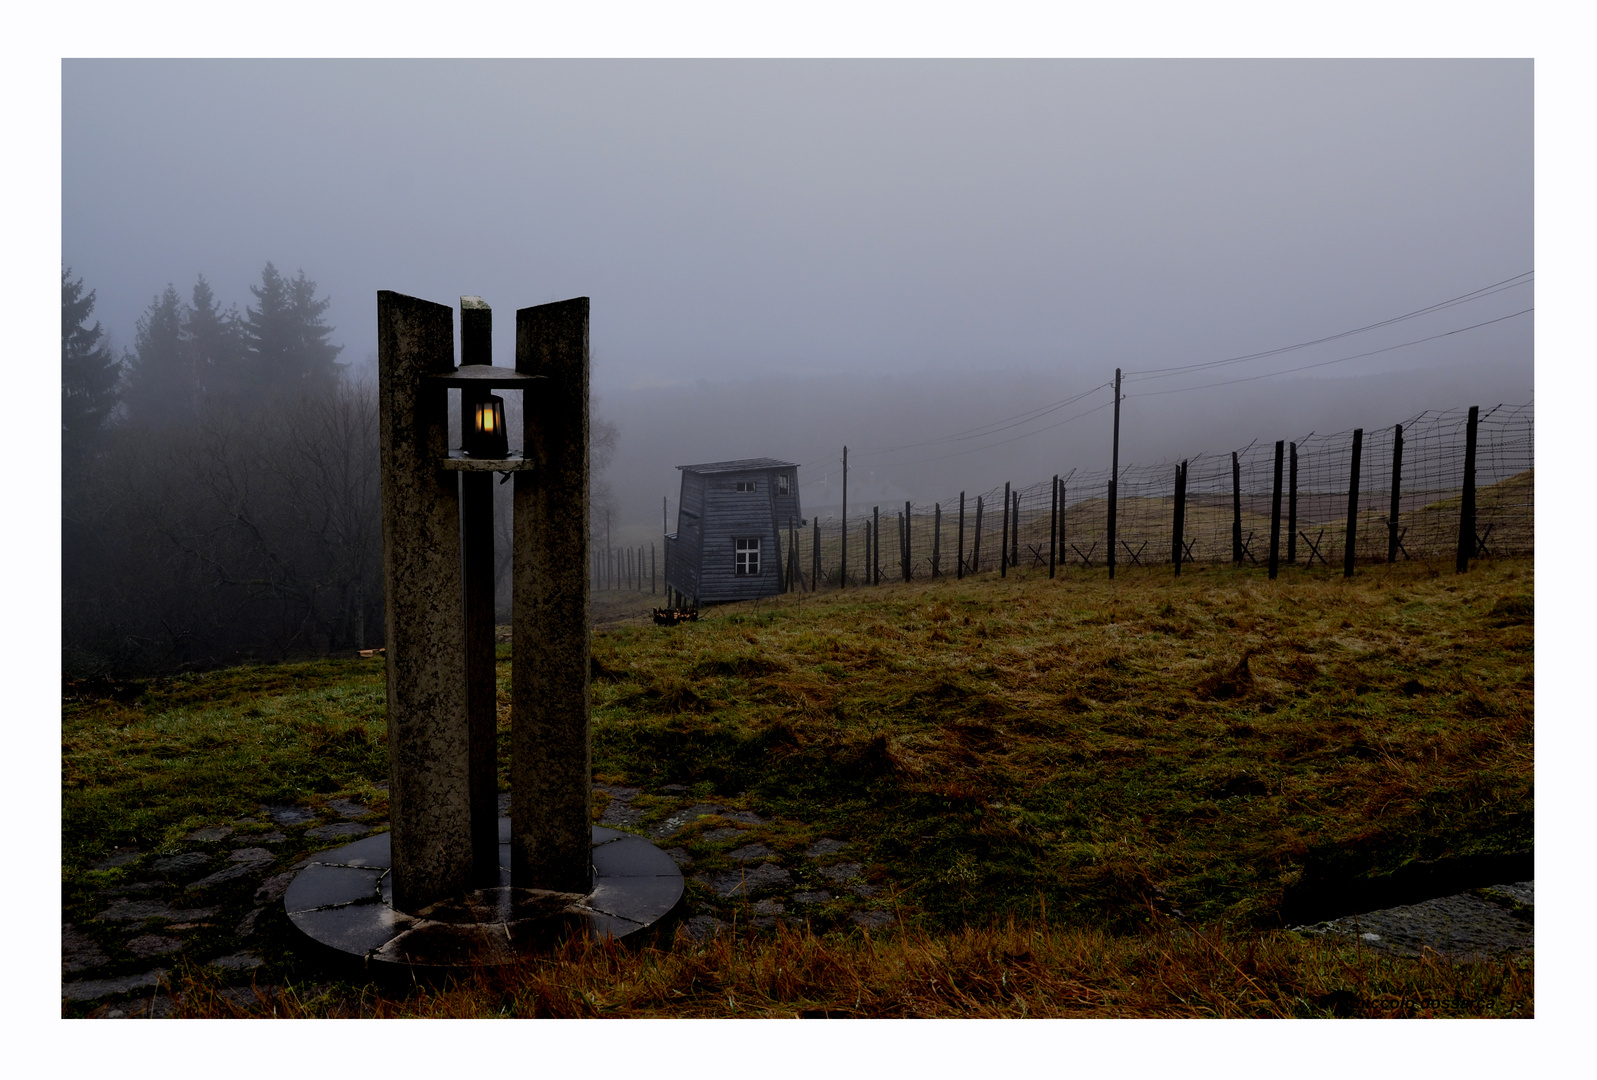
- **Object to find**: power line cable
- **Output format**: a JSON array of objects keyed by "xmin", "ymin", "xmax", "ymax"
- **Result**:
[
  {"xmin": 1129, "ymin": 308, "xmax": 1532, "ymax": 397},
  {"xmin": 1124, "ymin": 271, "xmax": 1532, "ymax": 381}
]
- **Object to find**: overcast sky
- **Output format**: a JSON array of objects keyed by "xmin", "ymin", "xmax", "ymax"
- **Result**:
[
  {"xmin": 61, "ymin": 59, "xmax": 1537, "ymax": 534},
  {"xmin": 64, "ymin": 59, "xmax": 1530, "ymax": 390}
]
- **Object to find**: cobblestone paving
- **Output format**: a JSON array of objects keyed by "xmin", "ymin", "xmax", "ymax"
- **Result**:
[
  {"xmin": 63, "ymin": 796, "xmax": 385, "ymax": 1016},
  {"xmin": 592, "ymin": 784, "xmax": 898, "ymax": 936},
  {"xmin": 68, "ymin": 780, "xmax": 1525, "ymax": 1015},
  {"xmin": 65, "ymin": 785, "xmax": 902, "ymax": 1015},
  {"xmin": 1293, "ymin": 882, "xmax": 1533, "ymax": 960}
]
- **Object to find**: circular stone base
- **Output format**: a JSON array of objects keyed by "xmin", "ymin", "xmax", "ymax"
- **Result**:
[{"xmin": 284, "ymin": 822, "xmax": 683, "ymax": 968}]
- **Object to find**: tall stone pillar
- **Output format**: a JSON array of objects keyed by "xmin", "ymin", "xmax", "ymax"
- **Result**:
[
  {"xmin": 376, "ymin": 291, "xmax": 472, "ymax": 912},
  {"xmin": 511, "ymin": 298, "xmax": 592, "ymax": 894}
]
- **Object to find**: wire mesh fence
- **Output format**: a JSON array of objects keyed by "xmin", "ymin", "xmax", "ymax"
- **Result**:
[{"xmin": 766, "ymin": 401, "xmax": 1532, "ymax": 593}]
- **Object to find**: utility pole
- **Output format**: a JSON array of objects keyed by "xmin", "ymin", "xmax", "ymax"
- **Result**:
[{"xmin": 1108, "ymin": 368, "xmax": 1122, "ymax": 580}]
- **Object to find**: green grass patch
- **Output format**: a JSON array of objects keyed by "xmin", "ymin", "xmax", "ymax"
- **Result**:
[{"xmin": 61, "ymin": 557, "xmax": 1532, "ymax": 1016}]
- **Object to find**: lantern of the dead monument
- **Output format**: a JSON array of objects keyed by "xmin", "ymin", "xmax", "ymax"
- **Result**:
[{"xmin": 282, "ymin": 293, "xmax": 682, "ymax": 967}]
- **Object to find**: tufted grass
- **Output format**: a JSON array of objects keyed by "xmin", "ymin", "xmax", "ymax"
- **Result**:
[{"xmin": 61, "ymin": 555, "xmax": 1532, "ymax": 1017}]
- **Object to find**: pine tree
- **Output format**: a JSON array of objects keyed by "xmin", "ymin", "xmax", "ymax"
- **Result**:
[
  {"xmin": 185, "ymin": 275, "xmax": 245, "ymax": 409},
  {"xmin": 61, "ymin": 267, "xmax": 121, "ymax": 462},
  {"xmin": 122, "ymin": 284, "xmax": 189, "ymax": 426},
  {"xmin": 243, "ymin": 263, "xmax": 342, "ymax": 397}
]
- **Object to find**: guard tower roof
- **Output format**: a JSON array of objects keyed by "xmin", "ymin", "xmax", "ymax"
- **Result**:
[{"xmin": 676, "ymin": 458, "xmax": 797, "ymax": 474}]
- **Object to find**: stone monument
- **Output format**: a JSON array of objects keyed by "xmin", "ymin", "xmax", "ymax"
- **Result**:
[{"xmin": 282, "ymin": 293, "xmax": 682, "ymax": 968}]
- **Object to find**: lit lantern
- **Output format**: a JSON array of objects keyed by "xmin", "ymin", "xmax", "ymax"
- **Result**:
[{"xmin": 464, "ymin": 394, "xmax": 508, "ymax": 458}]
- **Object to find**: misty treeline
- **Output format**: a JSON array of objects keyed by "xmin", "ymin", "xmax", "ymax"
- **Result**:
[{"xmin": 62, "ymin": 267, "xmax": 618, "ymax": 676}]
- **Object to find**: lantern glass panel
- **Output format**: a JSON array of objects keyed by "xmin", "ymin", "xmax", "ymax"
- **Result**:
[{"xmin": 465, "ymin": 394, "xmax": 509, "ymax": 458}]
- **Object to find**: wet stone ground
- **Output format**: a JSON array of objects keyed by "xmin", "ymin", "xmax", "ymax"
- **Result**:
[
  {"xmin": 64, "ymin": 783, "xmax": 901, "ymax": 1016},
  {"xmin": 593, "ymin": 784, "xmax": 900, "ymax": 938},
  {"xmin": 1293, "ymin": 881, "xmax": 1534, "ymax": 961},
  {"xmin": 63, "ymin": 793, "xmax": 391, "ymax": 1017}
]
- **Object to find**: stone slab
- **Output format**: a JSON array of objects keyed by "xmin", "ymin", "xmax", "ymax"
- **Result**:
[
  {"xmin": 284, "ymin": 864, "xmax": 385, "ymax": 912},
  {"xmin": 62, "ymin": 968, "xmax": 167, "ymax": 1002},
  {"xmin": 263, "ymin": 805, "xmax": 317, "ymax": 826},
  {"xmin": 188, "ymin": 860, "xmax": 274, "ymax": 891},
  {"xmin": 587, "ymin": 875, "xmax": 686, "ymax": 925},
  {"xmin": 62, "ymin": 924, "xmax": 109, "ymax": 972},
  {"xmin": 819, "ymin": 862, "xmax": 865, "ymax": 883},
  {"xmin": 254, "ymin": 871, "xmax": 297, "ymax": 904},
  {"xmin": 326, "ymin": 798, "xmax": 371, "ymax": 820},
  {"xmin": 96, "ymin": 900, "xmax": 216, "ymax": 923},
  {"xmin": 187, "ymin": 826, "xmax": 233, "ymax": 843},
  {"xmin": 592, "ymin": 835, "xmax": 681, "ymax": 877},
  {"xmin": 314, "ymin": 832, "xmax": 391, "ymax": 868},
  {"xmin": 151, "ymin": 852, "xmax": 211, "ymax": 876},
  {"xmin": 307, "ymin": 822, "xmax": 371, "ymax": 842},
  {"xmin": 127, "ymin": 934, "xmax": 183, "ymax": 959},
  {"xmin": 290, "ymin": 902, "xmax": 418, "ymax": 955},
  {"xmin": 285, "ymin": 820, "xmax": 681, "ymax": 968},
  {"xmin": 90, "ymin": 849, "xmax": 142, "ymax": 871}
]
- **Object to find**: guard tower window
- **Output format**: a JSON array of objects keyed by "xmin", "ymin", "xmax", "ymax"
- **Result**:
[
  {"xmin": 776, "ymin": 473, "xmax": 790, "ymax": 496},
  {"xmin": 736, "ymin": 480, "xmax": 757, "ymax": 493},
  {"xmin": 735, "ymin": 537, "xmax": 761, "ymax": 576}
]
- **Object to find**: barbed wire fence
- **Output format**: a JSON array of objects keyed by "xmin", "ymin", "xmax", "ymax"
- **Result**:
[{"xmin": 774, "ymin": 401, "xmax": 1531, "ymax": 594}]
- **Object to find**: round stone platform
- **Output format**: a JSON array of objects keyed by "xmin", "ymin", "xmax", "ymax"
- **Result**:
[{"xmin": 285, "ymin": 821, "xmax": 683, "ymax": 968}]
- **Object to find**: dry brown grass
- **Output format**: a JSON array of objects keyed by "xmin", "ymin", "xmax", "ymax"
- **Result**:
[{"xmin": 160, "ymin": 916, "xmax": 1531, "ymax": 1019}]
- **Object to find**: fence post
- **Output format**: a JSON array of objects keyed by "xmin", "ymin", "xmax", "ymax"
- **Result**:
[
  {"xmin": 1107, "ymin": 476, "xmax": 1117, "ymax": 580},
  {"xmin": 1269, "ymin": 440, "xmax": 1284, "ymax": 579},
  {"xmin": 1172, "ymin": 461, "xmax": 1186, "ymax": 576},
  {"xmin": 813, "ymin": 517, "xmax": 820, "ymax": 591},
  {"xmin": 1388, "ymin": 423, "xmax": 1404, "ymax": 563},
  {"xmin": 1231, "ymin": 451, "xmax": 1242, "ymax": 565},
  {"xmin": 932, "ymin": 503, "xmax": 942, "ymax": 578},
  {"xmin": 905, "ymin": 501, "xmax": 914, "ymax": 581},
  {"xmin": 863, "ymin": 519, "xmax": 870, "ymax": 587},
  {"xmin": 840, "ymin": 446, "xmax": 848, "ymax": 589},
  {"xmin": 651, "ymin": 543, "xmax": 656, "ymax": 594},
  {"xmin": 1288, "ymin": 442, "xmax": 1298, "ymax": 565},
  {"xmin": 1049, "ymin": 474, "xmax": 1059, "ymax": 579},
  {"xmin": 862, "ymin": 517, "xmax": 875, "ymax": 587},
  {"xmin": 898, "ymin": 510, "xmax": 907, "ymax": 582},
  {"xmin": 1000, "ymin": 482, "xmax": 1010, "ymax": 578},
  {"xmin": 957, "ymin": 492, "xmax": 966, "ymax": 580},
  {"xmin": 873, "ymin": 506, "xmax": 880, "ymax": 585},
  {"xmin": 1108, "ymin": 367, "xmax": 1121, "ymax": 581},
  {"xmin": 1344, "ymin": 428, "xmax": 1363, "ymax": 579},
  {"xmin": 972, "ymin": 495, "xmax": 984, "ymax": 573},
  {"xmin": 1011, "ymin": 489, "xmax": 1020, "ymax": 572},
  {"xmin": 1456, "ymin": 406, "xmax": 1479, "ymax": 573}
]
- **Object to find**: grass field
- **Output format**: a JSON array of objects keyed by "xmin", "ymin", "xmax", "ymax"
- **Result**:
[{"xmin": 61, "ymin": 556, "xmax": 1533, "ymax": 1018}]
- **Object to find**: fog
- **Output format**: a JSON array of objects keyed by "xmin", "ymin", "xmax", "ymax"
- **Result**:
[{"xmin": 60, "ymin": 59, "xmax": 1533, "ymax": 667}]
